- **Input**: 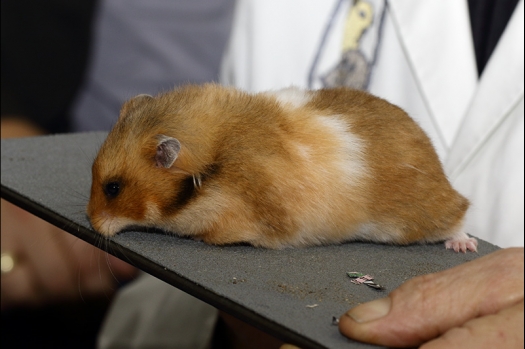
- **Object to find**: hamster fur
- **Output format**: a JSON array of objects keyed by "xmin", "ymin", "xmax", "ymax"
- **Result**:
[{"xmin": 87, "ymin": 84, "xmax": 477, "ymax": 252}]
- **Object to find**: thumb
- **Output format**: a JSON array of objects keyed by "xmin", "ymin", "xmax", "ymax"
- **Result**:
[
  {"xmin": 338, "ymin": 248, "xmax": 524, "ymax": 347},
  {"xmin": 339, "ymin": 296, "xmax": 415, "ymax": 347}
]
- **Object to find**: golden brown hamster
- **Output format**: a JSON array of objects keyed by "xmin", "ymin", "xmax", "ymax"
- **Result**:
[{"xmin": 87, "ymin": 84, "xmax": 477, "ymax": 252}]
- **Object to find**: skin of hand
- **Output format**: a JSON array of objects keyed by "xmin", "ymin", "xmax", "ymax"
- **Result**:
[
  {"xmin": 339, "ymin": 247, "xmax": 524, "ymax": 348},
  {"xmin": 1, "ymin": 117, "xmax": 138, "ymax": 310}
]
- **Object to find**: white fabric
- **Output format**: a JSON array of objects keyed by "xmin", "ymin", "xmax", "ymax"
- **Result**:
[
  {"xmin": 221, "ymin": 0, "xmax": 524, "ymax": 247},
  {"xmin": 98, "ymin": 273, "xmax": 218, "ymax": 349}
]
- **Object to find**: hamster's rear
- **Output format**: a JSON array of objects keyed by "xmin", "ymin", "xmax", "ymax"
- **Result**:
[{"xmin": 87, "ymin": 84, "xmax": 477, "ymax": 252}]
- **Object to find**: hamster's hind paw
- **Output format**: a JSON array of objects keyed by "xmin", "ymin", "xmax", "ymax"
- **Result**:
[{"xmin": 445, "ymin": 234, "xmax": 478, "ymax": 253}]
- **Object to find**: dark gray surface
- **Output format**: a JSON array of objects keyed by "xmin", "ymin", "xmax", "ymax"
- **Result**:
[{"xmin": 1, "ymin": 133, "xmax": 500, "ymax": 349}]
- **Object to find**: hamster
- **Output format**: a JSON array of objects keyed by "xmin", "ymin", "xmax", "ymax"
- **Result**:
[{"xmin": 87, "ymin": 84, "xmax": 477, "ymax": 252}]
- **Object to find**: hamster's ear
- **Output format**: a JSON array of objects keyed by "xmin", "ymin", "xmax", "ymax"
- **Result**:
[
  {"xmin": 155, "ymin": 135, "xmax": 181, "ymax": 168},
  {"xmin": 119, "ymin": 94, "xmax": 154, "ymax": 120}
]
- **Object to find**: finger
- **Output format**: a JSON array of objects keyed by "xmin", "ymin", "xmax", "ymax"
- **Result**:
[
  {"xmin": 1, "ymin": 201, "xmax": 77, "ymax": 302},
  {"xmin": 17, "ymin": 217, "xmax": 78, "ymax": 300},
  {"xmin": 1, "ymin": 258, "xmax": 38, "ymax": 309},
  {"xmin": 1, "ymin": 199, "xmax": 27, "ymax": 254},
  {"xmin": 105, "ymin": 254, "xmax": 137, "ymax": 281},
  {"xmin": 72, "ymin": 237, "xmax": 138, "ymax": 297},
  {"xmin": 339, "ymin": 248, "xmax": 524, "ymax": 347},
  {"xmin": 421, "ymin": 300, "xmax": 524, "ymax": 349},
  {"xmin": 1, "ymin": 201, "xmax": 136, "ymax": 305},
  {"xmin": 1, "ymin": 201, "xmax": 36, "ymax": 308}
]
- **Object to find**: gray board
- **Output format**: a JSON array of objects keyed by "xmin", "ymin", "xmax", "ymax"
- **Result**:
[{"xmin": 0, "ymin": 133, "xmax": 499, "ymax": 349}]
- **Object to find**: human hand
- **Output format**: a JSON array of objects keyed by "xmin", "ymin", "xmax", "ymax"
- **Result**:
[
  {"xmin": 1, "ymin": 199, "xmax": 137, "ymax": 310},
  {"xmin": 339, "ymin": 247, "xmax": 524, "ymax": 348}
]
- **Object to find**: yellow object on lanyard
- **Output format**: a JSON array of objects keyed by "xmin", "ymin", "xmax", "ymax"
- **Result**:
[{"xmin": 342, "ymin": 0, "xmax": 374, "ymax": 51}]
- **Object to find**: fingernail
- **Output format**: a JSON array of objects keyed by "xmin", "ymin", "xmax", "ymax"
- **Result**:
[{"xmin": 345, "ymin": 297, "xmax": 391, "ymax": 323}]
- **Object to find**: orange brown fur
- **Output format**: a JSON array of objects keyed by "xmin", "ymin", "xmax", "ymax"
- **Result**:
[{"xmin": 87, "ymin": 84, "xmax": 471, "ymax": 249}]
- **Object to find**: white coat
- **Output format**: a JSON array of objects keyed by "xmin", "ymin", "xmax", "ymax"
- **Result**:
[{"xmin": 221, "ymin": 0, "xmax": 524, "ymax": 247}]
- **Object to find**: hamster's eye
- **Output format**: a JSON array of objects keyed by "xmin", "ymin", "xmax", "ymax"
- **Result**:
[{"xmin": 104, "ymin": 181, "xmax": 120, "ymax": 199}]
